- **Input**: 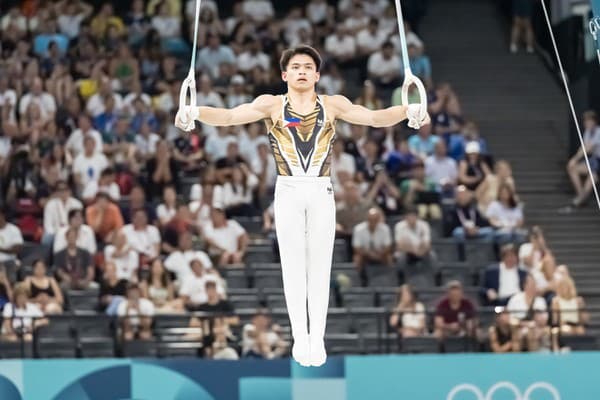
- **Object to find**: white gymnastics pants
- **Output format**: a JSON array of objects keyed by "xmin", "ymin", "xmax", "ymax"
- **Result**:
[{"xmin": 274, "ymin": 175, "xmax": 336, "ymax": 341}]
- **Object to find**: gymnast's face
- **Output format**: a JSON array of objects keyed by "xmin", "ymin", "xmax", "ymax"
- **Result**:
[{"xmin": 282, "ymin": 54, "xmax": 320, "ymax": 92}]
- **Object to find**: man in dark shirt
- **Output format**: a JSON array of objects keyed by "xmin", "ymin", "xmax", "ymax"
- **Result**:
[
  {"xmin": 54, "ymin": 227, "xmax": 95, "ymax": 290},
  {"xmin": 195, "ymin": 281, "xmax": 239, "ymax": 353},
  {"xmin": 447, "ymin": 185, "xmax": 493, "ymax": 240},
  {"xmin": 434, "ymin": 280, "xmax": 476, "ymax": 339}
]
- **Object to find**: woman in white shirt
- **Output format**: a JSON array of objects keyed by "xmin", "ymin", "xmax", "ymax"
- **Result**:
[
  {"xmin": 486, "ymin": 183, "xmax": 527, "ymax": 244},
  {"xmin": 389, "ymin": 284, "xmax": 426, "ymax": 337},
  {"xmin": 2, "ymin": 284, "xmax": 48, "ymax": 342},
  {"xmin": 222, "ymin": 163, "xmax": 258, "ymax": 217},
  {"xmin": 552, "ymin": 277, "xmax": 588, "ymax": 335},
  {"xmin": 156, "ymin": 185, "xmax": 177, "ymax": 227}
]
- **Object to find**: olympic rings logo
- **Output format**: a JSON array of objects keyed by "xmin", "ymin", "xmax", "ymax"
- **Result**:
[{"xmin": 446, "ymin": 381, "xmax": 560, "ymax": 400}]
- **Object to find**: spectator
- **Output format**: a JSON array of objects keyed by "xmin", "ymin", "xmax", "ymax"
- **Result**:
[
  {"xmin": 65, "ymin": 114, "xmax": 104, "ymax": 158},
  {"xmin": 352, "ymin": 208, "xmax": 393, "ymax": 284},
  {"xmin": 146, "ymin": 140, "xmax": 179, "ymax": 201},
  {"xmin": 566, "ymin": 111, "xmax": 600, "ymax": 208},
  {"xmin": 120, "ymin": 185, "xmax": 156, "ymax": 224},
  {"xmin": 475, "ymin": 160, "xmax": 516, "ymax": 215},
  {"xmin": 448, "ymin": 185, "xmax": 494, "ymax": 242},
  {"xmin": 18, "ymin": 77, "xmax": 56, "ymax": 121},
  {"xmin": 482, "ymin": 245, "xmax": 527, "ymax": 306},
  {"xmin": 140, "ymin": 258, "xmax": 183, "ymax": 313},
  {"xmin": 448, "ymin": 120, "xmax": 488, "ymax": 161},
  {"xmin": 241, "ymin": 310, "xmax": 289, "ymax": 358},
  {"xmin": 400, "ymin": 161, "xmax": 440, "ymax": 219},
  {"xmin": 82, "ymin": 167, "xmax": 121, "ymax": 204},
  {"xmin": 425, "ymin": 141, "xmax": 458, "ymax": 196},
  {"xmin": 2, "ymin": 284, "xmax": 47, "ymax": 342},
  {"xmin": 189, "ymin": 183, "xmax": 216, "ymax": 231},
  {"xmin": 252, "ymin": 142, "xmax": 277, "ymax": 207},
  {"xmin": 489, "ymin": 308, "xmax": 521, "ymax": 353},
  {"xmin": 324, "ymin": 25, "xmax": 357, "ymax": 65},
  {"xmin": 121, "ymin": 209, "xmax": 161, "ymax": 261},
  {"xmin": 385, "ymin": 138, "xmax": 416, "ymax": 181},
  {"xmin": 104, "ymin": 230, "xmax": 139, "ymax": 283},
  {"xmin": 196, "ymin": 33, "xmax": 236, "ymax": 80},
  {"xmin": 219, "ymin": 163, "xmax": 259, "ymax": 217},
  {"xmin": 164, "ymin": 231, "xmax": 213, "ymax": 284},
  {"xmin": 434, "ymin": 280, "xmax": 476, "ymax": 339},
  {"xmin": 552, "ymin": 277, "xmax": 588, "ymax": 335},
  {"xmin": 25, "ymin": 260, "xmax": 63, "ymax": 314},
  {"xmin": 156, "ymin": 185, "xmax": 178, "ymax": 228},
  {"xmin": 237, "ymin": 38, "xmax": 270, "ymax": 73},
  {"xmin": 72, "ymin": 135, "xmax": 109, "ymax": 197},
  {"xmin": 408, "ymin": 124, "xmax": 440, "ymax": 160},
  {"xmin": 241, "ymin": 0, "xmax": 275, "ymax": 24},
  {"xmin": 354, "ymin": 81, "xmax": 383, "ymax": 111},
  {"xmin": 458, "ymin": 141, "xmax": 490, "ymax": 191},
  {"xmin": 90, "ymin": 3, "xmax": 125, "ymax": 39},
  {"xmin": 179, "ymin": 258, "xmax": 225, "ymax": 310},
  {"xmin": 519, "ymin": 226, "xmax": 551, "ymax": 271},
  {"xmin": 85, "ymin": 192, "xmax": 124, "ymax": 244},
  {"xmin": 204, "ymin": 207, "xmax": 249, "ymax": 266},
  {"xmin": 407, "ymin": 43, "xmax": 432, "ymax": 87},
  {"xmin": 389, "ymin": 284, "xmax": 426, "ymax": 337},
  {"xmin": 486, "ymin": 183, "xmax": 526, "ymax": 244},
  {"xmin": 54, "ymin": 227, "xmax": 95, "ymax": 290},
  {"xmin": 367, "ymin": 41, "xmax": 402, "ymax": 89},
  {"xmin": 0, "ymin": 207, "xmax": 24, "ymax": 267},
  {"xmin": 99, "ymin": 261, "xmax": 128, "ymax": 314},
  {"xmin": 357, "ymin": 18, "xmax": 388, "ymax": 56},
  {"xmin": 510, "ymin": 0, "xmax": 535, "ymax": 53},
  {"xmin": 85, "ymin": 77, "xmax": 124, "ymax": 119},
  {"xmin": 194, "ymin": 281, "xmax": 239, "ymax": 337},
  {"xmin": 53, "ymin": 208, "xmax": 97, "ymax": 255},
  {"xmin": 506, "ymin": 275, "xmax": 550, "ymax": 352},
  {"xmin": 394, "ymin": 206, "xmax": 433, "ymax": 267},
  {"xmin": 118, "ymin": 283, "xmax": 154, "ymax": 340},
  {"xmin": 226, "ymin": 75, "xmax": 252, "ymax": 108}
]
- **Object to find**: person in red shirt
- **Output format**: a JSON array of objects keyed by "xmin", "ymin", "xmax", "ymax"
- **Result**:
[{"xmin": 434, "ymin": 280, "xmax": 476, "ymax": 340}]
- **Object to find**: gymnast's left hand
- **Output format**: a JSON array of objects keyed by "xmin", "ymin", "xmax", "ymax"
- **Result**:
[
  {"xmin": 406, "ymin": 104, "xmax": 431, "ymax": 129},
  {"xmin": 175, "ymin": 106, "xmax": 199, "ymax": 132}
]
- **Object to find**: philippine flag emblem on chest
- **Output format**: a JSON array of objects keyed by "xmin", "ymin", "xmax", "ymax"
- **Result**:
[{"xmin": 284, "ymin": 117, "xmax": 301, "ymax": 128}]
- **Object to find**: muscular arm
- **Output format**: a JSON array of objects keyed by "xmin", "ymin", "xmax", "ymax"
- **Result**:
[
  {"xmin": 326, "ymin": 95, "xmax": 408, "ymax": 128},
  {"xmin": 193, "ymin": 95, "xmax": 276, "ymax": 126}
]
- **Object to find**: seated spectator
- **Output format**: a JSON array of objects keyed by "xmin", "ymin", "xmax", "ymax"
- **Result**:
[
  {"xmin": 475, "ymin": 160, "xmax": 516, "ymax": 215},
  {"xmin": 54, "ymin": 209, "xmax": 97, "ymax": 255},
  {"xmin": 408, "ymin": 124, "xmax": 440, "ymax": 160},
  {"xmin": 99, "ymin": 262, "xmax": 128, "ymax": 314},
  {"xmin": 425, "ymin": 141, "xmax": 457, "ymax": 197},
  {"xmin": 145, "ymin": 140, "xmax": 179, "ymax": 201},
  {"xmin": 82, "ymin": 167, "xmax": 121, "ymax": 204},
  {"xmin": 481, "ymin": 245, "xmax": 527, "ymax": 306},
  {"xmin": 120, "ymin": 185, "xmax": 157, "ymax": 224},
  {"xmin": 104, "ymin": 230, "xmax": 139, "ymax": 283},
  {"xmin": 241, "ymin": 310, "xmax": 289, "ymax": 359},
  {"xmin": 354, "ymin": 81, "xmax": 383, "ymax": 111},
  {"xmin": 191, "ymin": 281, "xmax": 240, "ymax": 345},
  {"xmin": 385, "ymin": 138, "xmax": 416, "ymax": 181},
  {"xmin": 54, "ymin": 228, "xmax": 95, "ymax": 290},
  {"xmin": 42, "ymin": 180, "xmax": 83, "ymax": 245},
  {"xmin": 118, "ymin": 283, "xmax": 154, "ymax": 341},
  {"xmin": 121, "ymin": 209, "xmax": 161, "ymax": 262},
  {"xmin": 434, "ymin": 280, "xmax": 476, "ymax": 339},
  {"xmin": 531, "ymin": 256, "xmax": 559, "ymax": 303},
  {"xmin": 400, "ymin": 161, "xmax": 440, "ymax": 219},
  {"xmin": 407, "ymin": 43, "xmax": 432, "ymax": 87},
  {"xmin": 324, "ymin": 25, "xmax": 357, "ymax": 65},
  {"xmin": 458, "ymin": 141, "xmax": 490, "ymax": 191},
  {"xmin": 448, "ymin": 120, "xmax": 488, "ymax": 161},
  {"xmin": 85, "ymin": 192, "xmax": 124, "ymax": 245},
  {"xmin": 448, "ymin": 185, "xmax": 493, "ymax": 242},
  {"xmin": 189, "ymin": 183, "xmax": 215, "ymax": 231},
  {"xmin": 25, "ymin": 260, "xmax": 63, "ymax": 314},
  {"xmin": 552, "ymin": 277, "xmax": 588, "ymax": 335},
  {"xmin": 209, "ymin": 322, "xmax": 240, "ymax": 360},
  {"xmin": 518, "ymin": 226, "xmax": 551, "ymax": 271},
  {"xmin": 2, "ymin": 284, "xmax": 48, "ymax": 342},
  {"xmin": 156, "ymin": 185, "xmax": 177, "ymax": 228},
  {"xmin": 204, "ymin": 207, "xmax": 249, "ymax": 266},
  {"xmin": 352, "ymin": 208, "xmax": 393, "ymax": 284},
  {"xmin": 0, "ymin": 265, "xmax": 12, "ymax": 311},
  {"xmin": 394, "ymin": 206, "xmax": 433, "ymax": 266},
  {"xmin": 367, "ymin": 41, "xmax": 401, "ymax": 89},
  {"xmin": 336, "ymin": 180, "xmax": 375, "ymax": 257},
  {"xmin": 164, "ymin": 231, "xmax": 213, "ymax": 284},
  {"xmin": 140, "ymin": 258, "xmax": 183, "ymax": 314},
  {"xmin": 219, "ymin": 163, "xmax": 259, "ymax": 217},
  {"xmin": 389, "ymin": 284, "xmax": 426, "ymax": 337},
  {"xmin": 0, "ymin": 207, "xmax": 24, "ymax": 269},
  {"xmin": 566, "ymin": 111, "xmax": 600, "ymax": 208},
  {"xmin": 506, "ymin": 275, "xmax": 550, "ymax": 352},
  {"xmin": 252, "ymin": 142, "xmax": 277, "ymax": 208},
  {"xmin": 489, "ymin": 307, "xmax": 521, "ymax": 353},
  {"xmin": 179, "ymin": 259, "xmax": 225, "ymax": 310},
  {"xmin": 486, "ymin": 183, "xmax": 526, "ymax": 245},
  {"xmin": 72, "ymin": 135, "xmax": 109, "ymax": 197}
]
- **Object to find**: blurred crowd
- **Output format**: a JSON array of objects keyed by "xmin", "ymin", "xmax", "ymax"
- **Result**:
[{"xmin": 0, "ymin": 0, "xmax": 590, "ymax": 359}]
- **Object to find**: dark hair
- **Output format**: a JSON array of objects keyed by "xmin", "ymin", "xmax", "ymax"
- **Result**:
[
  {"xmin": 279, "ymin": 45, "xmax": 322, "ymax": 72},
  {"xmin": 68, "ymin": 208, "xmax": 82, "ymax": 221},
  {"xmin": 101, "ymin": 167, "xmax": 115, "ymax": 177},
  {"xmin": 204, "ymin": 280, "xmax": 217, "ymax": 290},
  {"xmin": 583, "ymin": 110, "xmax": 598, "ymax": 123},
  {"xmin": 497, "ymin": 183, "xmax": 518, "ymax": 208},
  {"xmin": 147, "ymin": 259, "xmax": 171, "ymax": 288}
]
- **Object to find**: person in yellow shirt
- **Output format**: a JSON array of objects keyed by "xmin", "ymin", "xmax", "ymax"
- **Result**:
[{"xmin": 90, "ymin": 3, "xmax": 125, "ymax": 39}]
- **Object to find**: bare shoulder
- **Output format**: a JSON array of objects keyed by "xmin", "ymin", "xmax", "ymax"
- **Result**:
[
  {"xmin": 322, "ymin": 94, "xmax": 353, "ymax": 117},
  {"xmin": 252, "ymin": 94, "xmax": 281, "ymax": 112}
]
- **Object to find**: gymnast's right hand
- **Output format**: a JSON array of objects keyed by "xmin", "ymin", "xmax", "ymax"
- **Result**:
[{"xmin": 175, "ymin": 106, "xmax": 199, "ymax": 131}]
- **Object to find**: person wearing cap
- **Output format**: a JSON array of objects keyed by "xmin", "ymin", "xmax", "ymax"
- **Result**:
[
  {"xmin": 458, "ymin": 140, "xmax": 491, "ymax": 191},
  {"xmin": 434, "ymin": 280, "xmax": 476, "ymax": 340}
]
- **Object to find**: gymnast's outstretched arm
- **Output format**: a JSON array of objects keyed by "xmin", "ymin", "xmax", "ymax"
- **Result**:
[
  {"xmin": 325, "ymin": 94, "xmax": 430, "ymax": 129},
  {"xmin": 175, "ymin": 95, "xmax": 277, "ymax": 130}
]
